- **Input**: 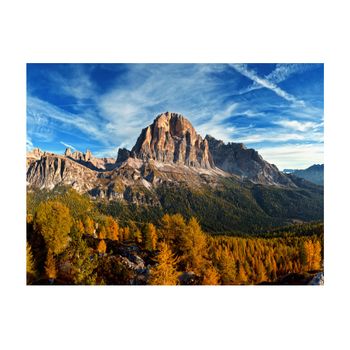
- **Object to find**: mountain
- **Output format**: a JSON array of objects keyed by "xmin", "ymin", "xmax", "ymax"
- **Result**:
[
  {"xmin": 131, "ymin": 112, "xmax": 214, "ymax": 169},
  {"xmin": 283, "ymin": 164, "xmax": 324, "ymax": 186},
  {"xmin": 26, "ymin": 112, "xmax": 323, "ymax": 234},
  {"xmin": 205, "ymin": 135, "xmax": 295, "ymax": 186}
]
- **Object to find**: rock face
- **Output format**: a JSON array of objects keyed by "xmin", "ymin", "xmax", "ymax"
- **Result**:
[
  {"xmin": 26, "ymin": 154, "xmax": 99, "ymax": 191},
  {"xmin": 116, "ymin": 148, "xmax": 131, "ymax": 164},
  {"xmin": 131, "ymin": 112, "xmax": 214, "ymax": 169},
  {"xmin": 205, "ymin": 135, "xmax": 294, "ymax": 186}
]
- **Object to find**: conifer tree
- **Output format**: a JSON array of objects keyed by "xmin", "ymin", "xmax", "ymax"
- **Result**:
[
  {"xmin": 45, "ymin": 250, "xmax": 57, "ymax": 281},
  {"xmin": 217, "ymin": 247, "xmax": 236, "ymax": 284},
  {"xmin": 256, "ymin": 260, "xmax": 267, "ymax": 283},
  {"xmin": 144, "ymin": 223, "xmax": 157, "ymax": 251},
  {"xmin": 149, "ymin": 242, "xmax": 179, "ymax": 285},
  {"xmin": 179, "ymin": 217, "xmax": 207, "ymax": 273},
  {"xmin": 97, "ymin": 240, "xmax": 107, "ymax": 255},
  {"xmin": 123, "ymin": 226, "xmax": 130, "ymax": 241},
  {"xmin": 237, "ymin": 262, "xmax": 248, "ymax": 284},
  {"xmin": 26, "ymin": 242, "xmax": 36, "ymax": 283},
  {"xmin": 34, "ymin": 201, "xmax": 72, "ymax": 255},
  {"xmin": 105, "ymin": 216, "xmax": 119, "ymax": 241},
  {"xmin": 98, "ymin": 226, "xmax": 106, "ymax": 240},
  {"xmin": 75, "ymin": 220, "xmax": 85, "ymax": 237},
  {"xmin": 202, "ymin": 265, "xmax": 220, "ymax": 285},
  {"xmin": 83, "ymin": 216, "xmax": 95, "ymax": 236}
]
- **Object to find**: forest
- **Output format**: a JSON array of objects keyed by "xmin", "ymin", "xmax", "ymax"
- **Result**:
[{"xmin": 26, "ymin": 188, "xmax": 324, "ymax": 285}]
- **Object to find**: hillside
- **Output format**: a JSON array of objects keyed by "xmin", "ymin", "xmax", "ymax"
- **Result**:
[{"xmin": 283, "ymin": 164, "xmax": 324, "ymax": 186}]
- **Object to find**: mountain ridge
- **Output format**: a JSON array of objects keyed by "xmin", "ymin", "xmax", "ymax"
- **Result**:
[{"xmin": 26, "ymin": 112, "xmax": 323, "ymax": 233}]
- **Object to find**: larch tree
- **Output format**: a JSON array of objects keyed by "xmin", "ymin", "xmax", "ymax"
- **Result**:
[
  {"xmin": 97, "ymin": 240, "xmax": 107, "ymax": 255},
  {"xmin": 105, "ymin": 216, "xmax": 119, "ymax": 241},
  {"xmin": 237, "ymin": 262, "xmax": 248, "ymax": 284},
  {"xmin": 179, "ymin": 217, "xmax": 207, "ymax": 273},
  {"xmin": 98, "ymin": 226, "xmax": 106, "ymax": 240},
  {"xmin": 75, "ymin": 219, "xmax": 85, "ymax": 237},
  {"xmin": 217, "ymin": 247, "xmax": 236, "ymax": 285},
  {"xmin": 149, "ymin": 242, "xmax": 179, "ymax": 285},
  {"xmin": 256, "ymin": 260, "xmax": 267, "ymax": 283},
  {"xmin": 34, "ymin": 201, "xmax": 72, "ymax": 255},
  {"xmin": 303, "ymin": 240, "xmax": 322, "ymax": 271},
  {"xmin": 26, "ymin": 242, "xmax": 36, "ymax": 283},
  {"xmin": 45, "ymin": 250, "xmax": 57, "ymax": 281},
  {"xmin": 202, "ymin": 265, "xmax": 220, "ymax": 285},
  {"xmin": 83, "ymin": 216, "xmax": 95, "ymax": 236},
  {"xmin": 144, "ymin": 223, "xmax": 157, "ymax": 251}
]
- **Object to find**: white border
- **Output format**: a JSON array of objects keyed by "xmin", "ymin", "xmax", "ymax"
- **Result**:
[{"xmin": 1, "ymin": 1, "xmax": 349, "ymax": 349}]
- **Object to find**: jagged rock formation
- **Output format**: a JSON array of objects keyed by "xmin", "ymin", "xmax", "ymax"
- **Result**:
[
  {"xmin": 26, "ymin": 153, "xmax": 99, "ymax": 191},
  {"xmin": 131, "ymin": 112, "xmax": 214, "ymax": 169},
  {"xmin": 64, "ymin": 148, "xmax": 117, "ymax": 171},
  {"xmin": 205, "ymin": 135, "xmax": 295, "ymax": 186},
  {"xmin": 116, "ymin": 148, "xmax": 131, "ymax": 165}
]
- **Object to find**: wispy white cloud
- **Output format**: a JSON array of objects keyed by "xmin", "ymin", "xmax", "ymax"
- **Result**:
[
  {"xmin": 26, "ymin": 137, "xmax": 33, "ymax": 151},
  {"xmin": 231, "ymin": 64, "xmax": 305, "ymax": 106},
  {"xmin": 48, "ymin": 65, "xmax": 96, "ymax": 101},
  {"xmin": 258, "ymin": 143, "xmax": 324, "ymax": 170},
  {"xmin": 273, "ymin": 119, "xmax": 320, "ymax": 132},
  {"xmin": 60, "ymin": 141, "xmax": 76, "ymax": 150},
  {"xmin": 27, "ymin": 96, "xmax": 108, "ymax": 144}
]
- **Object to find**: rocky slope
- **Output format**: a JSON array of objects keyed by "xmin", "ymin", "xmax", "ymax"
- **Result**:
[{"xmin": 205, "ymin": 135, "xmax": 295, "ymax": 186}]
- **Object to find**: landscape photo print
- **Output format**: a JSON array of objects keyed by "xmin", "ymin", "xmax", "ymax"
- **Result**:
[{"xmin": 26, "ymin": 63, "xmax": 324, "ymax": 285}]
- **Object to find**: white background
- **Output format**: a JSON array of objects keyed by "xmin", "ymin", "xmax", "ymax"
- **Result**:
[{"xmin": 0, "ymin": 0, "xmax": 349, "ymax": 349}]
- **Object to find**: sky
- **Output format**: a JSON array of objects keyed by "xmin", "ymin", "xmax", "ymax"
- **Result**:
[{"xmin": 27, "ymin": 63, "xmax": 323, "ymax": 170}]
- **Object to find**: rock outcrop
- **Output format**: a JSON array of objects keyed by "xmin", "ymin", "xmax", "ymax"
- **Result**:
[
  {"xmin": 131, "ymin": 112, "xmax": 214, "ymax": 169},
  {"xmin": 205, "ymin": 135, "xmax": 295, "ymax": 186},
  {"xmin": 26, "ymin": 154, "xmax": 99, "ymax": 191},
  {"xmin": 116, "ymin": 148, "xmax": 131, "ymax": 165}
]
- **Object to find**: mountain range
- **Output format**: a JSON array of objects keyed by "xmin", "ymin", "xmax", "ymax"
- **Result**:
[
  {"xmin": 27, "ymin": 112, "xmax": 323, "ymax": 234},
  {"xmin": 283, "ymin": 164, "xmax": 324, "ymax": 186}
]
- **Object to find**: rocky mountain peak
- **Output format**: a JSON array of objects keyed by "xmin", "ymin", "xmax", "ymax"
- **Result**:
[
  {"xmin": 27, "ymin": 147, "xmax": 44, "ymax": 159},
  {"xmin": 206, "ymin": 135, "xmax": 294, "ymax": 186},
  {"xmin": 131, "ymin": 112, "xmax": 214, "ymax": 169},
  {"xmin": 64, "ymin": 148, "xmax": 72, "ymax": 157}
]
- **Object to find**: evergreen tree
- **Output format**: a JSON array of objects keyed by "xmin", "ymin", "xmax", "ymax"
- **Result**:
[{"xmin": 67, "ymin": 238, "xmax": 97, "ymax": 284}]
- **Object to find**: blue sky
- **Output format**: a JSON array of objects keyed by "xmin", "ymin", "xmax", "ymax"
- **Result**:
[{"xmin": 27, "ymin": 63, "xmax": 323, "ymax": 169}]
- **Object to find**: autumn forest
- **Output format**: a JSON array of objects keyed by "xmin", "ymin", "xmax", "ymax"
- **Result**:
[{"xmin": 26, "ymin": 188, "xmax": 323, "ymax": 285}]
